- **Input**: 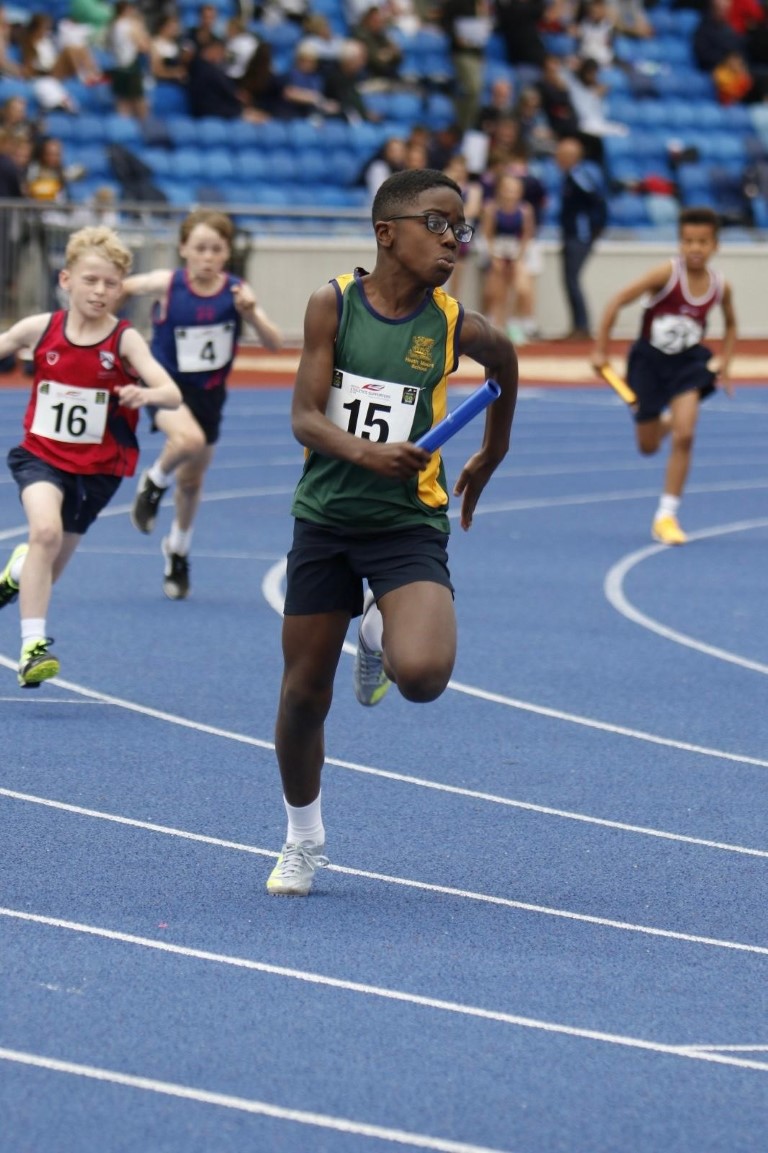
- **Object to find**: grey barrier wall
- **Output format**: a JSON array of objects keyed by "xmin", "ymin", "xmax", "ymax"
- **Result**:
[{"xmin": 2, "ymin": 201, "xmax": 767, "ymax": 345}]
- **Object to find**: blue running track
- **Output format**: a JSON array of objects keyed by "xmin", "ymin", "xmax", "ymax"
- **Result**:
[{"xmin": 1, "ymin": 381, "xmax": 766, "ymax": 1153}]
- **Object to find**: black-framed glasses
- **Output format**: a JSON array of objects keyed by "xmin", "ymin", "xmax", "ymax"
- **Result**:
[{"xmin": 384, "ymin": 213, "xmax": 475, "ymax": 244}]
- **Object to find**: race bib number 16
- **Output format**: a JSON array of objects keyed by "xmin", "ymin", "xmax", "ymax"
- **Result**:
[
  {"xmin": 31, "ymin": 380, "xmax": 109, "ymax": 444},
  {"xmin": 325, "ymin": 369, "xmax": 421, "ymax": 444}
]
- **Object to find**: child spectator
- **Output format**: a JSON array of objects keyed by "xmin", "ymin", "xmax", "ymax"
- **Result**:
[{"xmin": 481, "ymin": 170, "xmax": 536, "ymax": 341}]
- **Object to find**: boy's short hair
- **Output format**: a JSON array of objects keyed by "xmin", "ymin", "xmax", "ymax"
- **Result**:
[
  {"xmin": 179, "ymin": 208, "xmax": 235, "ymax": 246},
  {"xmin": 678, "ymin": 206, "xmax": 720, "ymax": 236},
  {"xmin": 372, "ymin": 168, "xmax": 463, "ymax": 225},
  {"xmin": 65, "ymin": 226, "xmax": 132, "ymax": 275}
]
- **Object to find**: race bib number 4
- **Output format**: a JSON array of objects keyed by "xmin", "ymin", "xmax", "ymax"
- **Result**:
[
  {"xmin": 650, "ymin": 314, "xmax": 703, "ymax": 355},
  {"xmin": 325, "ymin": 369, "xmax": 421, "ymax": 444},
  {"xmin": 30, "ymin": 380, "xmax": 109, "ymax": 444},
  {"xmin": 174, "ymin": 322, "xmax": 235, "ymax": 372}
]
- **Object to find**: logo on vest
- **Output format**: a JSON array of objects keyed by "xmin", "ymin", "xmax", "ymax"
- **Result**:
[{"xmin": 405, "ymin": 335, "xmax": 435, "ymax": 373}]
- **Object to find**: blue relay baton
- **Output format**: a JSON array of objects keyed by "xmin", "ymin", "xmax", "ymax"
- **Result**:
[{"xmin": 415, "ymin": 379, "xmax": 501, "ymax": 453}]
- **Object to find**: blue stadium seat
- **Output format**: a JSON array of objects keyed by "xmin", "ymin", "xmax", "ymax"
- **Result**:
[
  {"xmin": 165, "ymin": 115, "xmax": 199, "ymax": 147},
  {"xmin": 645, "ymin": 193, "xmax": 680, "ymax": 228},
  {"xmin": 70, "ymin": 114, "xmax": 108, "ymax": 144},
  {"xmin": 102, "ymin": 114, "xmax": 143, "ymax": 146},
  {"xmin": 205, "ymin": 147, "xmax": 237, "ymax": 180},
  {"xmin": 608, "ymin": 192, "xmax": 650, "ymax": 228},
  {"xmin": 150, "ymin": 82, "xmax": 190, "ymax": 117},
  {"xmin": 196, "ymin": 117, "xmax": 235, "ymax": 147},
  {"xmin": 235, "ymin": 152, "xmax": 270, "ymax": 182},
  {"xmin": 171, "ymin": 147, "xmax": 206, "ymax": 181}
]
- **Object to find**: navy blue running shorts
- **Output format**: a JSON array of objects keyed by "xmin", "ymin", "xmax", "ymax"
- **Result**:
[
  {"xmin": 148, "ymin": 383, "xmax": 226, "ymax": 445},
  {"xmin": 627, "ymin": 339, "xmax": 717, "ymax": 424},
  {"xmin": 284, "ymin": 518, "xmax": 454, "ymax": 618},
  {"xmin": 7, "ymin": 446, "xmax": 122, "ymax": 534}
]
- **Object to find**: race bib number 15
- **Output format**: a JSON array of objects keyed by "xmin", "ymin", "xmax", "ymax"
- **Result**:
[
  {"xmin": 31, "ymin": 380, "xmax": 109, "ymax": 444},
  {"xmin": 325, "ymin": 369, "xmax": 421, "ymax": 443}
]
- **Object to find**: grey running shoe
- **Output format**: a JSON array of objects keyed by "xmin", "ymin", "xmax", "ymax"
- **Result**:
[
  {"xmin": 18, "ymin": 636, "xmax": 59, "ymax": 689},
  {"xmin": 266, "ymin": 841, "xmax": 329, "ymax": 896},
  {"xmin": 131, "ymin": 470, "xmax": 167, "ymax": 534},
  {"xmin": 0, "ymin": 542, "xmax": 27, "ymax": 608},
  {"xmin": 353, "ymin": 589, "xmax": 390, "ymax": 706},
  {"xmin": 162, "ymin": 537, "xmax": 190, "ymax": 600}
]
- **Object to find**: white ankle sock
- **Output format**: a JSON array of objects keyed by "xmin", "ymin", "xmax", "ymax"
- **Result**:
[
  {"xmin": 9, "ymin": 552, "xmax": 25, "ymax": 584},
  {"xmin": 284, "ymin": 793, "xmax": 324, "ymax": 846},
  {"xmin": 168, "ymin": 521, "xmax": 193, "ymax": 556},
  {"xmin": 21, "ymin": 618, "xmax": 46, "ymax": 643},
  {"xmin": 656, "ymin": 494, "xmax": 680, "ymax": 519},
  {"xmin": 148, "ymin": 461, "xmax": 173, "ymax": 489},
  {"xmin": 360, "ymin": 597, "xmax": 383, "ymax": 651}
]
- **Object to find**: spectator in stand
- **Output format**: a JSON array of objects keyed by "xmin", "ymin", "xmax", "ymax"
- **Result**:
[
  {"xmin": 0, "ymin": 4, "xmax": 22, "ymax": 77},
  {"xmin": 352, "ymin": 5, "xmax": 404, "ymax": 89},
  {"xmin": 0, "ymin": 129, "xmax": 25, "ymax": 296},
  {"xmin": 0, "ymin": 96, "xmax": 38, "ymax": 145},
  {"xmin": 693, "ymin": 0, "xmax": 746, "ymax": 74},
  {"xmin": 403, "ymin": 133, "xmax": 431, "ymax": 169},
  {"xmin": 25, "ymin": 135, "xmax": 82, "ymax": 204},
  {"xmin": 694, "ymin": 0, "xmax": 768, "ymax": 98},
  {"xmin": 239, "ymin": 41, "xmax": 287, "ymax": 118},
  {"xmin": 713, "ymin": 48, "xmax": 757, "ymax": 102},
  {"xmin": 184, "ymin": 3, "xmax": 221, "ymax": 56},
  {"xmin": 537, "ymin": 54, "xmax": 581, "ymax": 139},
  {"xmin": 282, "ymin": 40, "xmax": 341, "ymax": 118},
  {"xmin": 149, "ymin": 12, "xmax": 191, "ymax": 85},
  {"xmin": 224, "ymin": 15, "xmax": 259, "ymax": 80},
  {"xmin": 324, "ymin": 39, "xmax": 383, "ymax": 122},
  {"xmin": 106, "ymin": 2, "xmax": 151, "ymax": 119},
  {"xmin": 69, "ymin": 0, "xmax": 112, "ymax": 34},
  {"xmin": 480, "ymin": 171, "xmax": 536, "ymax": 342},
  {"xmin": 495, "ymin": 0, "xmax": 547, "ymax": 68},
  {"xmin": 565, "ymin": 56, "xmax": 630, "ymax": 140},
  {"xmin": 554, "ymin": 134, "xmax": 607, "ymax": 340},
  {"xmin": 733, "ymin": 1, "xmax": 768, "ymax": 69},
  {"xmin": 360, "ymin": 134, "xmax": 407, "ymax": 202},
  {"xmin": 442, "ymin": 151, "xmax": 483, "ymax": 297},
  {"xmin": 515, "ymin": 84, "xmax": 558, "ymax": 156},
  {"xmin": 187, "ymin": 36, "xmax": 268, "ymax": 121},
  {"xmin": 300, "ymin": 12, "xmax": 346, "ymax": 65},
  {"xmin": 19, "ymin": 12, "xmax": 80, "ymax": 113},
  {"xmin": 480, "ymin": 125, "xmax": 547, "ymax": 339},
  {"xmin": 57, "ymin": 12, "xmax": 104, "ymax": 84},
  {"xmin": 541, "ymin": 0, "xmax": 579, "ymax": 33},
  {"xmin": 441, "ymin": 0, "xmax": 494, "ymax": 132},
  {"xmin": 476, "ymin": 76, "xmax": 517, "ymax": 136},
  {"xmin": 574, "ymin": 0, "xmax": 619, "ymax": 67},
  {"xmin": 609, "ymin": 0, "xmax": 654, "ymax": 40}
]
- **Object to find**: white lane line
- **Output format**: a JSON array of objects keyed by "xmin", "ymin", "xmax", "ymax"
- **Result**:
[
  {"xmin": 2, "ymin": 657, "xmax": 767, "ymax": 858},
  {"xmin": 605, "ymin": 519, "xmax": 768, "ymax": 675},
  {"xmin": 1, "ymin": 791, "xmax": 765, "ymax": 954},
  {"xmin": 266, "ymin": 558, "xmax": 768, "ymax": 775},
  {"xmin": 0, "ymin": 1047, "xmax": 508, "ymax": 1153},
  {"xmin": 1, "ymin": 911, "xmax": 767, "ymax": 1073}
]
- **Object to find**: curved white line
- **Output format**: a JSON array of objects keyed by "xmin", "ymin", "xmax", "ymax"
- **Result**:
[
  {"xmin": 263, "ymin": 559, "xmax": 768, "ymax": 772},
  {"xmin": 605, "ymin": 519, "xmax": 768, "ymax": 675}
]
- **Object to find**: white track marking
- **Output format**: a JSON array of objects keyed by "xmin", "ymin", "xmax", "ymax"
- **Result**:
[
  {"xmin": 605, "ymin": 519, "xmax": 768, "ymax": 675},
  {"xmin": 265, "ymin": 559, "xmax": 768, "ymax": 773},
  {"xmin": 1, "ymin": 790, "xmax": 766, "ymax": 953},
  {"xmin": 1, "ymin": 911, "xmax": 767, "ymax": 1072},
  {"xmin": 0, "ymin": 1047, "xmax": 508, "ymax": 1153},
  {"xmin": 2, "ymin": 659, "xmax": 767, "ymax": 856}
]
